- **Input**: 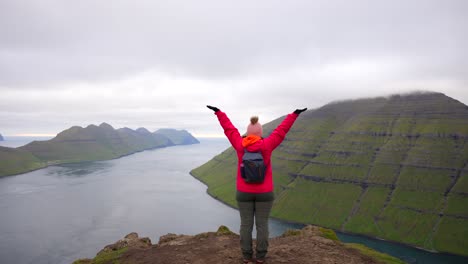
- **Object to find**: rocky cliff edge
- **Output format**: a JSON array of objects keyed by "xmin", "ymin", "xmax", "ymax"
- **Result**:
[{"xmin": 73, "ymin": 225, "xmax": 404, "ymax": 264}]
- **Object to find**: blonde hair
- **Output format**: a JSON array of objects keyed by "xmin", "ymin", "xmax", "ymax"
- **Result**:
[{"xmin": 250, "ymin": 116, "xmax": 259, "ymax": 125}]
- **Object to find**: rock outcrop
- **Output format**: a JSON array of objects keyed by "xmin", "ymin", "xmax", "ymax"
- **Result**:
[{"xmin": 73, "ymin": 225, "xmax": 404, "ymax": 264}]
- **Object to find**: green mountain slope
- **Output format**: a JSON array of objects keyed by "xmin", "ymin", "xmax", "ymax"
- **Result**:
[
  {"xmin": 154, "ymin": 128, "xmax": 200, "ymax": 145},
  {"xmin": 0, "ymin": 146, "xmax": 44, "ymax": 176},
  {"xmin": 190, "ymin": 92, "xmax": 468, "ymax": 256},
  {"xmin": 0, "ymin": 123, "xmax": 199, "ymax": 177}
]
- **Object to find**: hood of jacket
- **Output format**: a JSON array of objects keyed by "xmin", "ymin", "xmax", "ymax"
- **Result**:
[{"xmin": 242, "ymin": 135, "xmax": 263, "ymax": 151}]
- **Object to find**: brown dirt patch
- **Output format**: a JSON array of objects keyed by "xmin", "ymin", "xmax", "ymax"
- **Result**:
[{"xmin": 80, "ymin": 225, "xmax": 381, "ymax": 264}]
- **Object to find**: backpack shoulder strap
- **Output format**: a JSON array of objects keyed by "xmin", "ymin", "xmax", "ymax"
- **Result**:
[
  {"xmin": 244, "ymin": 148, "xmax": 261, "ymax": 153},
  {"xmin": 243, "ymin": 148, "xmax": 263, "ymax": 160}
]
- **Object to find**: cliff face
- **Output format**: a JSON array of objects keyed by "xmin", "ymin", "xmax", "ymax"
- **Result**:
[
  {"xmin": 191, "ymin": 92, "xmax": 468, "ymax": 256},
  {"xmin": 73, "ymin": 225, "xmax": 404, "ymax": 264},
  {"xmin": 0, "ymin": 133, "xmax": 3, "ymax": 141}
]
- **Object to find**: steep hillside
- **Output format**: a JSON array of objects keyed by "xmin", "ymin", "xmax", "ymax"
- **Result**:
[
  {"xmin": 0, "ymin": 146, "xmax": 43, "ymax": 176},
  {"xmin": 0, "ymin": 124, "xmax": 199, "ymax": 177},
  {"xmin": 154, "ymin": 128, "xmax": 200, "ymax": 145},
  {"xmin": 191, "ymin": 92, "xmax": 468, "ymax": 256},
  {"xmin": 18, "ymin": 123, "xmax": 168, "ymax": 164},
  {"xmin": 0, "ymin": 133, "xmax": 3, "ymax": 141}
]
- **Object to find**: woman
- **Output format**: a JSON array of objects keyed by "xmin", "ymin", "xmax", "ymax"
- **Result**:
[{"xmin": 206, "ymin": 105, "xmax": 306, "ymax": 263}]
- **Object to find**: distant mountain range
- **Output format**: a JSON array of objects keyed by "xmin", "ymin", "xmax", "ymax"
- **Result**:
[
  {"xmin": 0, "ymin": 123, "xmax": 199, "ymax": 177},
  {"xmin": 191, "ymin": 92, "xmax": 468, "ymax": 257}
]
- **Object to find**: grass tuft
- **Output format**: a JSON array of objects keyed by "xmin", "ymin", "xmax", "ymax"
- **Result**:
[
  {"xmin": 319, "ymin": 227, "xmax": 339, "ymax": 241},
  {"xmin": 216, "ymin": 225, "xmax": 235, "ymax": 236},
  {"xmin": 93, "ymin": 247, "xmax": 128, "ymax": 264}
]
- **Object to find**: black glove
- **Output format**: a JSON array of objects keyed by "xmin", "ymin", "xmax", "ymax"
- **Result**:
[
  {"xmin": 206, "ymin": 105, "xmax": 220, "ymax": 112},
  {"xmin": 294, "ymin": 108, "xmax": 307, "ymax": 115}
]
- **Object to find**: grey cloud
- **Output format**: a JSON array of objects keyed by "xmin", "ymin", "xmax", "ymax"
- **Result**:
[
  {"xmin": 1, "ymin": 0, "xmax": 466, "ymax": 86},
  {"xmin": 0, "ymin": 0, "xmax": 467, "ymax": 135}
]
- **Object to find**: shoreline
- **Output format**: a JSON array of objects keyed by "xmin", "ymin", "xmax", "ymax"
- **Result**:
[
  {"xmin": 0, "ymin": 142, "xmax": 197, "ymax": 178},
  {"xmin": 188, "ymin": 171, "xmax": 468, "ymax": 259}
]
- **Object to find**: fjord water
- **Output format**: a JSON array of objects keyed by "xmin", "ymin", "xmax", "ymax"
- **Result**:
[
  {"xmin": 0, "ymin": 138, "xmax": 292, "ymax": 264},
  {"xmin": 0, "ymin": 138, "xmax": 467, "ymax": 264}
]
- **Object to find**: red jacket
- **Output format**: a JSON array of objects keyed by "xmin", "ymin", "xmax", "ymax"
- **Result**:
[{"xmin": 215, "ymin": 111, "xmax": 299, "ymax": 193}]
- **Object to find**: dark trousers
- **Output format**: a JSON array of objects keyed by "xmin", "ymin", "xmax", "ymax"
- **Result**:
[{"xmin": 236, "ymin": 191, "xmax": 274, "ymax": 260}]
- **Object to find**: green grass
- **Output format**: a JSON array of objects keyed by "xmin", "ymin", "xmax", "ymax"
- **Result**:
[
  {"xmin": 328, "ymin": 132, "xmax": 387, "ymax": 146},
  {"xmin": 405, "ymin": 137, "xmax": 461, "ymax": 168},
  {"xmin": 445, "ymin": 193, "xmax": 468, "ymax": 217},
  {"xmin": 271, "ymin": 179, "xmax": 361, "ymax": 229},
  {"xmin": 93, "ymin": 247, "xmax": 128, "ymax": 264},
  {"xmin": 387, "ymin": 118, "xmax": 417, "ymax": 135},
  {"xmin": 313, "ymin": 150, "xmax": 374, "ymax": 167},
  {"xmin": 73, "ymin": 247, "xmax": 128, "ymax": 264},
  {"xmin": 367, "ymin": 164, "xmax": 399, "ymax": 185},
  {"xmin": 0, "ymin": 147, "xmax": 45, "ymax": 177},
  {"xmin": 390, "ymin": 188, "xmax": 445, "ymax": 212},
  {"xmin": 274, "ymin": 146, "xmax": 311, "ymax": 160},
  {"xmin": 452, "ymin": 171, "xmax": 468, "ymax": 193},
  {"xmin": 271, "ymin": 172, "xmax": 295, "ymax": 196},
  {"xmin": 270, "ymin": 156, "xmax": 306, "ymax": 172},
  {"xmin": 319, "ymin": 227, "xmax": 339, "ymax": 241},
  {"xmin": 344, "ymin": 187, "xmax": 391, "ymax": 236},
  {"xmin": 374, "ymin": 137, "xmax": 413, "ymax": 164},
  {"xmin": 345, "ymin": 243, "xmax": 406, "ymax": 264},
  {"xmin": 397, "ymin": 166, "xmax": 452, "ymax": 192},
  {"xmin": 412, "ymin": 118, "xmax": 468, "ymax": 135},
  {"xmin": 300, "ymin": 163, "xmax": 368, "ymax": 181},
  {"xmin": 216, "ymin": 225, "xmax": 235, "ymax": 236},
  {"xmin": 378, "ymin": 206, "xmax": 439, "ymax": 248},
  {"xmin": 433, "ymin": 216, "xmax": 468, "ymax": 256},
  {"xmin": 22, "ymin": 140, "xmax": 122, "ymax": 163}
]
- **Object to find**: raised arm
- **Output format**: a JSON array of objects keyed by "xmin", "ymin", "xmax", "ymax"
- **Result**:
[
  {"xmin": 207, "ymin": 105, "xmax": 243, "ymax": 151},
  {"xmin": 263, "ymin": 108, "xmax": 307, "ymax": 151}
]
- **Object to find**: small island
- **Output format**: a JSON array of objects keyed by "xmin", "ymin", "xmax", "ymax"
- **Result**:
[{"xmin": 0, "ymin": 123, "xmax": 199, "ymax": 177}]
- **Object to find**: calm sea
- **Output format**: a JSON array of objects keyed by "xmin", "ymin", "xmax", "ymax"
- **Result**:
[{"xmin": 0, "ymin": 138, "xmax": 467, "ymax": 264}]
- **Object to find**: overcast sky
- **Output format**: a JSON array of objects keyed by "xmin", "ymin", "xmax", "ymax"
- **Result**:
[{"xmin": 1, "ymin": 0, "xmax": 467, "ymax": 137}]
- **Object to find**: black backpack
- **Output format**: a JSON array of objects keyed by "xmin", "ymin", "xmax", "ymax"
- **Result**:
[{"xmin": 241, "ymin": 149, "xmax": 266, "ymax": 183}]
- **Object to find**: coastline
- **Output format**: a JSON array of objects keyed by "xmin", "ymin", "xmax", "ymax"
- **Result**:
[
  {"xmin": 189, "ymin": 171, "xmax": 239, "ymax": 210},
  {"xmin": 0, "ymin": 142, "xmax": 197, "ymax": 178}
]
